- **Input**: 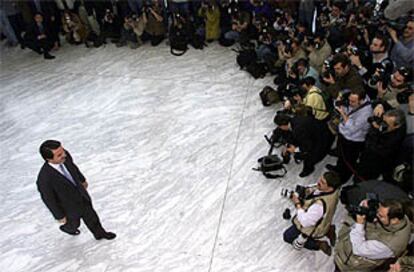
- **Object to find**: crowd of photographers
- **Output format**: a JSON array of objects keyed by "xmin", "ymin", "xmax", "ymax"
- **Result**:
[
  {"xmin": 2, "ymin": 0, "xmax": 414, "ymax": 271},
  {"xmin": 245, "ymin": 1, "xmax": 413, "ymax": 270}
]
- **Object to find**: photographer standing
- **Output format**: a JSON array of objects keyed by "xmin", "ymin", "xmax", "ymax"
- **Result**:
[
  {"xmin": 334, "ymin": 200, "xmax": 411, "ymax": 271},
  {"xmin": 283, "ymin": 171, "xmax": 342, "ymax": 256},
  {"xmin": 373, "ymin": 67, "xmax": 413, "ymax": 111},
  {"xmin": 349, "ymin": 33, "xmax": 394, "ymax": 99},
  {"xmin": 306, "ymin": 31, "xmax": 332, "ymax": 74},
  {"xmin": 326, "ymin": 89, "xmax": 372, "ymax": 184},
  {"xmin": 355, "ymin": 109, "xmax": 406, "ymax": 183},
  {"xmin": 323, "ymin": 53, "xmax": 364, "ymax": 100},
  {"xmin": 388, "ymin": 19, "xmax": 414, "ymax": 70}
]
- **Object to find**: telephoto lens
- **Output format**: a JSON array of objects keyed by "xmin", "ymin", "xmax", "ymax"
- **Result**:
[{"xmin": 283, "ymin": 208, "xmax": 291, "ymax": 220}]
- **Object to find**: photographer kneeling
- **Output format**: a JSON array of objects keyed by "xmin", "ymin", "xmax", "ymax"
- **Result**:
[
  {"xmin": 283, "ymin": 171, "xmax": 342, "ymax": 256},
  {"xmin": 334, "ymin": 200, "xmax": 411, "ymax": 271}
]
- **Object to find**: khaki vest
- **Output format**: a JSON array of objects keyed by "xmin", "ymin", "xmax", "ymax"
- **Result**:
[
  {"xmin": 293, "ymin": 189, "xmax": 339, "ymax": 238},
  {"xmin": 334, "ymin": 216, "xmax": 411, "ymax": 271}
]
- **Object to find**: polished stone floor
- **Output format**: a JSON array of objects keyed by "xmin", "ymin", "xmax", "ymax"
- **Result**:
[{"xmin": 0, "ymin": 40, "xmax": 345, "ymax": 272}]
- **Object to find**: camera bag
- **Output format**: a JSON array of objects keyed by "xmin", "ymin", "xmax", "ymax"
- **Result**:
[
  {"xmin": 190, "ymin": 34, "xmax": 206, "ymax": 50},
  {"xmin": 246, "ymin": 61, "xmax": 267, "ymax": 79},
  {"xmin": 253, "ymin": 154, "xmax": 287, "ymax": 179},
  {"xmin": 260, "ymin": 86, "xmax": 280, "ymax": 106},
  {"xmin": 235, "ymin": 49, "xmax": 257, "ymax": 69},
  {"xmin": 169, "ymin": 27, "xmax": 188, "ymax": 56}
]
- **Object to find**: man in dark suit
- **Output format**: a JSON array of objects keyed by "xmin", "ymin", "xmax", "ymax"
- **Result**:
[
  {"xmin": 37, "ymin": 140, "xmax": 116, "ymax": 240},
  {"xmin": 274, "ymin": 109, "xmax": 333, "ymax": 178},
  {"xmin": 24, "ymin": 13, "xmax": 57, "ymax": 59}
]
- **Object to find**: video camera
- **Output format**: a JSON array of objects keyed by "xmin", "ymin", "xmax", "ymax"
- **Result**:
[{"xmin": 347, "ymin": 193, "xmax": 379, "ymax": 223}]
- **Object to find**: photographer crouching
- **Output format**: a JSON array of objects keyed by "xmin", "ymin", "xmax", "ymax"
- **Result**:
[
  {"xmin": 283, "ymin": 171, "xmax": 342, "ymax": 256},
  {"xmin": 274, "ymin": 108, "xmax": 332, "ymax": 178},
  {"xmin": 334, "ymin": 199, "xmax": 411, "ymax": 271}
]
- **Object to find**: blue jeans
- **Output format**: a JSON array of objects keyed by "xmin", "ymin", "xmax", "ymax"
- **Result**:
[{"xmin": 283, "ymin": 224, "xmax": 319, "ymax": 250}]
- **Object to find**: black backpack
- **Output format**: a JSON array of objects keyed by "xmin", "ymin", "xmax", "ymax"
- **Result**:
[
  {"xmin": 235, "ymin": 49, "xmax": 257, "ymax": 69},
  {"xmin": 253, "ymin": 154, "xmax": 287, "ymax": 179},
  {"xmin": 259, "ymin": 86, "xmax": 280, "ymax": 106},
  {"xmin": 253, "ymin": 133, "xmax": 287, "ymax": 179},
  {"xmin": 169, "ymin": 27, "xmax": 188, "ymax": 56},
  {"xmin": 246, "ymin": 61, "xmax": 268, "ymax": 79},
  {"xmin": 190, "ymin": 34, "xmax": 206, "ymax": 50}
]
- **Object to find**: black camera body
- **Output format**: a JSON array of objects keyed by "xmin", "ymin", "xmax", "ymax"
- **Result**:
[
  {"xmin": 347, "ymin": 195, "xmax": 379, "ymax": 223},
  {"xmin": 284, "ymin": 39, "xmax": 293, "ymax": 54},
  {"xmin": 281, "ymin": 185, "xmax": 308, "ymax": 202},
  {"xmin": 367, "ymin": 115, "xmax": 383, "ymax": 125},
  {"xmin": 285, "ymin": 84, "xmax": 307, "ymax": 99},
  {"xmin": 270, "ymin": 127, "xmax": 291, "ymax": 147},
  {"xmin": 334, "ymin": 98, "xmax": 349, "ymax": 108},
  {"xmin": 370, "ymin": 68, "xmax": 386, "ymax": 85},
  {"xmin": 322, "ymin": 59, "xmax": 335, "ymax": 79}
]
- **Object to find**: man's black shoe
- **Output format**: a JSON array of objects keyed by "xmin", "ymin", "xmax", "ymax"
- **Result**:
[
  {"xmin": 325, "ymin": 164, "xmax": 339, "ymax": 172},
  {"xmin": 44, "ymin": 52, "xmax": 55, "ymax": 59},
  {"xmin": 299, "ymin": 166, "xmax": 315, "ymax": 178},
  {"xmin": 59, "ymin": 225, "xmax": 80, "ymax": 236},
  {"xmin": 95, "ymin": 231, "xmax": 116, "ymax": 240}
]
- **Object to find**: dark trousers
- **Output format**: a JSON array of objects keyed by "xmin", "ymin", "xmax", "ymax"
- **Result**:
[
  {"xmin": 283, "ymin": 224, "xmax": 319, "ymax": 250},
  {"xmin": 62, "ymin": 201, "xmax": 105, "ymax": 238},
  {"xmin": 7, "ymin": 13, "xmax": 25, "ymax": 45},
  {"xmin": 24, "ymin": 37, "xmax": 54, "ymax": 55},
  {"xmin": 336, "ymin": 134, "xmax": 365, "ymax": 183}
]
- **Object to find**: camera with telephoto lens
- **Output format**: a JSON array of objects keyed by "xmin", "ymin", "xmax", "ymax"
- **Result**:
[
  {"xmin": 370, "ymin": 67, "xmax": 386, "ymax": 85},
  {"xmin": 270, "ymin": 127, "xmax": 290, "ymax": 147},
  {"xmin": 367, "ymin": 115, "xmax": 389, "ymax": 132},
  {"xmin": 284, "ymin": 39, "xmax": 293, "ymax": 54},
  {"xmin": 348, "ymin": 45, "xmax": 359, "ymax": 56},
  {"xmin": 281, "ymin": 185, "xmax": 308, "ymax": 201},
  {"xmin": 285, "ymin": 83, "xmax": 307, "ymax": 99},
  {"xmin": 347, "ymin": 193, "xmax": 379, "ymax": 223},
  {"xmin": 322, "ymin": 59, "xmax": 335, "ymax": 79},
  {"xmin": 367, "ymin": 115, "xmax": 383, "ymax": 125},
  {"xmin": 334, "ymin": 98, "xmax": 349, "ymax": 108},
  {"xmin": 386, "ymin": 16, "xmax": 412, "ymax": 32}
]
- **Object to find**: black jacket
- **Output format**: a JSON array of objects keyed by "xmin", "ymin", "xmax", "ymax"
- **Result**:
[
  {"xmin": 37, "ymin": 151, "xmax": 91, "ymax": 220},
  {"xmin": 290, "ymin": 115, "xmax": 332, "ymax": 164}
]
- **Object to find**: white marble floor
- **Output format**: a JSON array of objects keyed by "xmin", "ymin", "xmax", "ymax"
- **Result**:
[{"xmin": 0, "ymin": 41, "xmax": 346, "ymax": 272}]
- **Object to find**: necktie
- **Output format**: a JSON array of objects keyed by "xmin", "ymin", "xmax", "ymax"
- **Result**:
[{"xmin": 59, "ymin": 164, "xmax": 76, "ymax": 186}]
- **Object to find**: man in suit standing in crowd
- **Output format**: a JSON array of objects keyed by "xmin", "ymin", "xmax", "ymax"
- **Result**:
[{"xmin": 36, "ymin": 140, "xmax": 116, "ymax": 240}]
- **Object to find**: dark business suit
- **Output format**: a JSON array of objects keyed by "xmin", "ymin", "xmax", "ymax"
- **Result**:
[
  {"xmin": 37, "ymin": 151, "xmax": 105, "ymax": 237},
  {"xmin": 24, "ymin": 21, "xmax": 56, "ymax": 54}
]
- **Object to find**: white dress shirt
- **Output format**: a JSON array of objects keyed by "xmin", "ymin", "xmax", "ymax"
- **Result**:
[
  {"xmin": 296, "ymin": 190, "xmax": 324, "ymax": 228},
  {"xmin": 349, "ymin": 223, "xmax": 394, "ymax": 259}
]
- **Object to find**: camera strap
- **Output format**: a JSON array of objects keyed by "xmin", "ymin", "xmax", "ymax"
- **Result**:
[{"xmin": 346, "ymin": 101, "xmax": 371, "ymax": 117}]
